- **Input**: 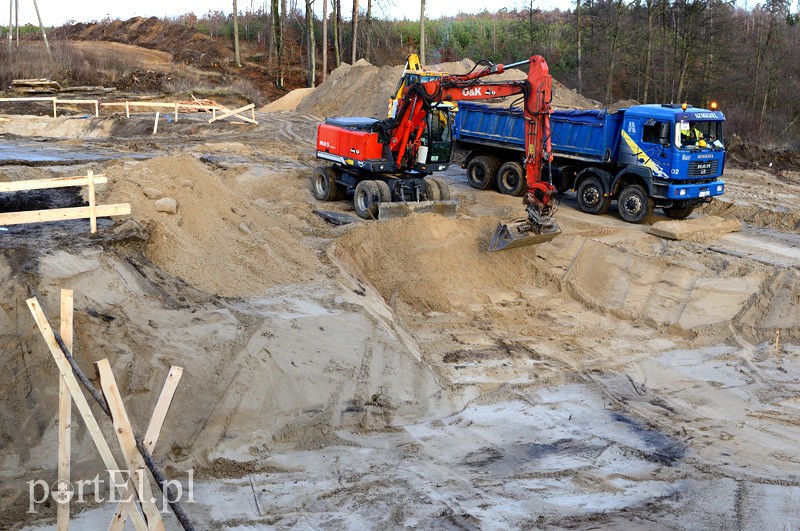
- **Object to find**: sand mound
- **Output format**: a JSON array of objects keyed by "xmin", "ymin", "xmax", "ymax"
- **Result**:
[
  {"xmin": 333, "ymin": 214, "xmax": 535, "ymax": 312},
  {"xmin": 297, "ymin": 58, "xmax": 600, "ymax": 118},
  {"xmin": 105, "ymin": 154, "xmax": 321, "ymax": 296},
  {"xmin": 261, "ymin": 87, "xmax": 316, "ymax": 112}
]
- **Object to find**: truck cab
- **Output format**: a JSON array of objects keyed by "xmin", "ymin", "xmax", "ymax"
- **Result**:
[{"xmin": 617, "ymin": 104, "xmax": 726, "ymax": 210}]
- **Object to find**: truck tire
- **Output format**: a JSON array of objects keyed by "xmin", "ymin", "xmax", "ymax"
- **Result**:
[
  {"xmin": 425, "ymin": 178, "xmax": 451, "ymax": 201},
  {"xmin": 466, "ymin": 156, "xmax": 499, "ymax": 190},
  {"xmin": 617, "ymin": 184, "xmax": 654, "ymax": 224},
  {"xmin": 354, "ymin": 180, "xmax": 382, "ymax": 219},
  {"xmin": 663, "ymin": 204, "xmax": 696, "ymax": 219},
  {"xmin": 496, "ymin": 161, "xmax": 526, "ymax": 196},
  {"xmin": 576, "ymin": 176, "xmax": 610, "ymax": 215},
  {"xmin": 376, "ymin": 180, "xmax": 392, "ymax": 202},
  {"xmin": 311, "ymin": 166, "xmax": 343, "ymax": 201}
]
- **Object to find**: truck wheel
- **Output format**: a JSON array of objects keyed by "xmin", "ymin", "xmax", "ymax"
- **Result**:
[
  {"xmin": 576, "ymin": 176, "xmax": 610, "ymax": 215},
  {"xmin": 466, "ymin": 156, "xmax": 499, "ymax": 190},
  {"xmin": 663, "ymin": 204, "xmax": 695, "ymax": 219},
  {"xmin": 496, "ymin": 162, "xmax": 526, "ymax": 196},
  {"xmin": 617, "ymin": 184, "xmax": 654, "ymax": 224},
  {"xmin": 354, "ymin": 180, "xmax": 382, "ymax": 219},
  {"xmin": 425, "ymin": 178, "xmax": 451, "ymax": 201},
  {"xmin": 311, "ymin": 166, "xmax": 343, "ymax": 201}
]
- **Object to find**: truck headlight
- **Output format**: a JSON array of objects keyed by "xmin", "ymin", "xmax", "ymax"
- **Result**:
[
  {"xmin": 717, "ymin": 185, "xmax": 723, "ymax": 192},
  {"xmin": 679, "ymin": 189, "xmax": 687, "ymax": 196}
]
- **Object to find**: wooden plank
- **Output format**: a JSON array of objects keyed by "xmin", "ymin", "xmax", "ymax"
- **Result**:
[
  {"xmin": 0, "ymin": 203, "xmax": 130, "ymax": 227},
  {"xmin": 111, "ymin": 366, "xmax": 183, "ymax": 530},
  {"xmin": 57, "ymin": 289, "xmax": 73, "ymax": 531},
  {"xmin": 53, "ymin": 99, "xmax": 101, "ymax": 105},
  {"xmin": 209, "ymin": 103, "xmax": 257, "ymax": 124},
  {"xmin": 25, "ymin": 298, "xmax": 149, "ymax": 531},
  {"xmin": 0, "ymin": 174, "xmax": 107, "ymax": 193},
  {"xmin": 0, "ymin": 97, "xmax": 56, "ymax": 102},
  {"xmin": 87, "ymin": 170, "xmax": 96, "ymax": 234},
  {"xmin": 97, "ymin": 359, "xmax": 166, "ymax": 531},
  {"xmin": 101, "ymin": 102, "xmax": 186, "ymax": 109}
]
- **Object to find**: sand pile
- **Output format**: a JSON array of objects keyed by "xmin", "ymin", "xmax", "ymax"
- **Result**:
[
  {"xmin": 104, "ymin": 154, "xmax": 322, "ymax": 296},
  {"xmin": 296, "ymin": 58, "xmax": 600, "ymax": 118},
  {"xmin": 261, "ymin": 87, "xmax": 316, "ymax": 112},
  {"xmin": 333, "ymin": 214, "xmax": 535, "ymax": 312}
]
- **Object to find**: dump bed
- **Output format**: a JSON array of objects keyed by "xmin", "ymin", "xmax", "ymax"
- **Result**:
[{"xmin": 453, "ymin": 103, "xmax": 624, "ymax": 163}]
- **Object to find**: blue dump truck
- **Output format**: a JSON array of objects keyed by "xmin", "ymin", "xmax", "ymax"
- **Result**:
[{"xmin": 454, "ymin": 102, "xmax": 727, "ymax": 222}]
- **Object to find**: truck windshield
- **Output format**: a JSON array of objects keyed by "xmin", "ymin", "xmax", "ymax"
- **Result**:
[
  {"xmin": 426, "ymin": 109, "xmax": 452, "ymax": 163},
  {"xmin": 676, "ymin": 120, "xmax": 724, "ymax": 150}
]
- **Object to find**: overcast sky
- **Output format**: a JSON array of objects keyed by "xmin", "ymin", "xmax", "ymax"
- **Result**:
[{"xmin": 9, "ymin": 0, "xmax": 574, "ymax": 27}]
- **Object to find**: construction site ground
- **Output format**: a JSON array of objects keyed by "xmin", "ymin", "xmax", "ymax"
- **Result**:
[{"xmin": 1, "ymin": 108, "xmax": 799, "ymax": 530}]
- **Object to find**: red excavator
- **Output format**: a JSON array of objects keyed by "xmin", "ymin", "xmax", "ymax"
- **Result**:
[{"xmin": 312, "ymin": 55, "xmax": 561, "ymax": 251}]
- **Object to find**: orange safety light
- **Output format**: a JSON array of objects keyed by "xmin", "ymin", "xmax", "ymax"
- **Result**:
[
  {"xmin": 710, "ymin": 101, "xmax": 718, "ymax": 110},
  {"xmin": 681, "ymin": 102, "xmax": 688, "ymax": 111}
]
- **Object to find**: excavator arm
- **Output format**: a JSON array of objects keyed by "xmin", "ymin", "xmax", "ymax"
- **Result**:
[{"xmin": 386, "ymin": 56, "xmax": 561, "ymax": 250}]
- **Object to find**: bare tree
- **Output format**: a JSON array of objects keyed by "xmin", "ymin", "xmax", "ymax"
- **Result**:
[
  {"xmin": 272, "ymin": 0, "xmax": 284, "ymax": 87},
  {"xmin": 233, "ymin": 0, "xmax": 242, "ymax": 67},
  {"xmin": 351, "ymin": 0, "xmax": 360, "ymax": 63},
  {"xmin": 577, "ymin": 0, "xmax": 582, "ymax": 93},
  {"xmin": 642, "ymin": 0, "xmax": 657, "ymax": 102},
  {"xmin": 420, "ymin": 0, "xmax": 425, "ymax": 65},
  {"xmin": 333, "ymin": 0, "xmax": 341, "ymax": 66},
  {"xmin": 322, "ymin": 0, "xmax": 329, "ymax": 80},
  {"xmin": 306, "ymin": 0, "xmax": 316, "ymax": 87}
]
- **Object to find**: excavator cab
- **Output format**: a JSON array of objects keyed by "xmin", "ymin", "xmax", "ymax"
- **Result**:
[{"xmin": 416, "ymin": 107, "xmax": 453, "ymax": 168}]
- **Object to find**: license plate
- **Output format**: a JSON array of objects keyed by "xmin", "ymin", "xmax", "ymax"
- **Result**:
[{"xmin": 699, "ymin": 190, "xmax": 710, "ymax": 197}]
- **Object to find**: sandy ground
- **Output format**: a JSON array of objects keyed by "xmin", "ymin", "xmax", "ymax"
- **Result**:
[{"xmin": 0, "ymin": 110, "xmax": 799, "ymax": 529}]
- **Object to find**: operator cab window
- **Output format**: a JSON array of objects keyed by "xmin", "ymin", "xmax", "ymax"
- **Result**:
[{"xmin": 642, "ymin": 119, "xmax": 670, "ymax": 146}]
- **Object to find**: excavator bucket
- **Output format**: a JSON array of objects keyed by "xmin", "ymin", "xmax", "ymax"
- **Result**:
[
  {"xmin": 488, "ymin": 219, "xmax": 562, "ymax": 251},
  {"xmin": 378, "ymin": 200, "xmax": 459, "ymax": 221}
]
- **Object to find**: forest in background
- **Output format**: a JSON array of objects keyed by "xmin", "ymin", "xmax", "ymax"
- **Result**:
[
  {"xmin": 2, "ymin": 1, "xmax": 799, "ymax": 147},
  {"xmin": 183, "ymin": 0, "xmax": 800, "ymax": 148}
]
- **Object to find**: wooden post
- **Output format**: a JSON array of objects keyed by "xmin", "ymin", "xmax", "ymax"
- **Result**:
[
  {"xmin": 125, "ymin": 101, "xmax": 130, "ymax": 118},
  {"xmin": 25, "ymin": 298, "xmax": 149, "ymax": 531},
  {"xmin": 153, "ymin": 112, "xmax": 159, "ymax": 135},
  {"xmin": 110, "ymin": 366, "xmax": 183, "ymax": 530},
  {"xmin": 87, "ymin": 170, "xmax": 96, "ymax": 234},
  {"xmin": 95, "ymin": 101, "xmax": 99, "ymax": 117},
  {"xmin": 97, "ymin": 360, "xmax": 166, "ymax": 531},
  {"xmin": 174, "ymin": 102, "xmax": 178, "ymax": 122},
  {"xmin": 57, "ymin": 289, "xmax": 73, "ymax": 531},
  {"xmin": 52, "ymin": 97, "xmax": 57, "ymax": 118}
]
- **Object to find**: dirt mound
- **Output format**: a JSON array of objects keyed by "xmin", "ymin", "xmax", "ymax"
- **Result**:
[
  {"xmin": 105, "ymin": 154, "xmax": 321, "ymax": 296},
  {"xmin": 297, "ymin": 58, "xmax": 601, "ymax": 118},
  {"xmin": 53, "ymin": 17, "xmax": 229, "ymax": 69},
  {"xmin": 333, "ymin": 214, "xmax": 539, "ymax": 312},
  {"xmin": 261, "ymin": 87, "xmax": 315, "ymax": 112}
]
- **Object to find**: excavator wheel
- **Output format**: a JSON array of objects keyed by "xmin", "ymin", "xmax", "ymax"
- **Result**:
[
  {"xmin": 311, "ymin": 166, "xmax": 343, "ymax": 201},
  {"xmin": 354, "ymin": 180, "xmax": 383, "ymax": 219},
  {"xmin": 466, "ymin": 156, "xmax": 499, "ymax": 190},
  {"xmin": 496, "ymin": 161, "xmax": 526, "ymax": 196},
  {"xmin": 425, "ymin": 178, "xmax": 451, "ymax": 201}
]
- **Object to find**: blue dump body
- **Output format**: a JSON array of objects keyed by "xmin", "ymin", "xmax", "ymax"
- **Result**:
[{"xmin": 452, "ymin": 102, "xmax": 623, "ymax": 161}]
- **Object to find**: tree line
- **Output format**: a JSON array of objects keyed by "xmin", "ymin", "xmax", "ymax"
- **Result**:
[{"xmin": 183, "ymin": 1, "xmax": 800, "ymax": 147}]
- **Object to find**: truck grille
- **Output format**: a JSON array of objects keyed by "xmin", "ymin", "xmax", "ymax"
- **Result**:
[{"xmin": 688, "ymin": 160, "xmax": 719, "ymax": 177}]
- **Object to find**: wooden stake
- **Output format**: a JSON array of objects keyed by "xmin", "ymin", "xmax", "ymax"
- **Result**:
[
  {"xmin": 126, "ymin": 101, "xmax": 130, "ymax": 118},
  {"xmin": 174, "ymin": 102, "xmax": 179, "ymax": 122},
  {"xmin": 57, "ymin": 289, "xmax": 73, "ymax": 531},
  {"xmin": 87, "ymin": 170, "xmax": 96, "ymax": 234},
  {"xmin": 25, "ymin": 298, "xmax": 149, "ymax": 531},
  {"xmin": 97, "ymin": 359, "xmax": 166, "ymax": 531},
  {"xmin": 111, "ymin": 366, "xmax": 183, "ymax": 530},
  {"xmin": 153, "ymin": 111, "xmax": 159, "ymax": 134},
  {"xmin": 776, "ymin": 329, "xmax": 780, "ymax": 354},
  {"xmin": 0, "ymin": 202, "xmax": 130, "ymax": 226},
  {"xmin": 52, "ymin": 96, "xmax": 57, "ymax": 118}
]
